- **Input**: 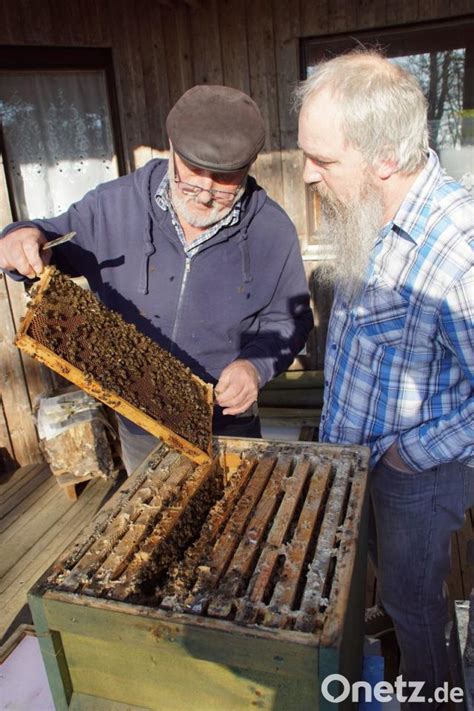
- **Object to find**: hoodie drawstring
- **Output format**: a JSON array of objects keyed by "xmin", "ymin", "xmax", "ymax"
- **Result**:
[
  {"xmin": 138, "ymin": 214, "xmax": 156, "ymax": 295},
  {"xmin": 239, "ymin": 227, "xmax": 252, "ymax": 284}
]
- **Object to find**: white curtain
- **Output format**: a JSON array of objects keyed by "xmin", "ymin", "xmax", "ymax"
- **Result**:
[{"xmin": 0, "ymin": 70, "xmax": 119, "ymax": 219}]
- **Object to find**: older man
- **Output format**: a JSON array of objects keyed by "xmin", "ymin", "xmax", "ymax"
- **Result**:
[
  {"xmin": 297, "ymin": 51, "xmax": 473, "ymax": 704},
  {"xmin": 0, "ymin": 85, "xmax": 313, "ymax": 473}
]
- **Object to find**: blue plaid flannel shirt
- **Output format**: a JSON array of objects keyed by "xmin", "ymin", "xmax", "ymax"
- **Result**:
[{"xmin": 320, "ymin": 150, "xmax": 474, "ymax": 471}]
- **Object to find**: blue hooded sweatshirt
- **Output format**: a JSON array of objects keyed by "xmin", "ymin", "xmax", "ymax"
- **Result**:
[{"xmin": 4, "ymin": 159, "xmax": 313, "ymax": 396}]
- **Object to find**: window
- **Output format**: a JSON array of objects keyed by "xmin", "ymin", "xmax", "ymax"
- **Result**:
[
  {"xmin": 0, "ymin": 47, "xmax": 124, "ymax": 221},
  {"xmin": 301, "ymin": 16, "xmax": 474, "ymax": 248}
]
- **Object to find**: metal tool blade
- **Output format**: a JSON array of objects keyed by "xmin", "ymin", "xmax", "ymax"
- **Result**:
[{"xmin": 42, "ymin": 231, "xmax": 76, "ymax": 251}]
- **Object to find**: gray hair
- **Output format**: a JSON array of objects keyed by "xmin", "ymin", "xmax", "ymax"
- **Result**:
[{"xmin": 295, "ymin": 49, "xmax": 429, "ymax": 174}]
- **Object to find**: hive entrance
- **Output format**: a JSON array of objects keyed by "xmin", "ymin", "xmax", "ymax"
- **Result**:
[
  {"xmin": 45, "ymin": 440, "xmax": 366, "ymax": 635},
  {"xmin": 16, "ymin": 267, "xmax": 213, "ymax": 462}
]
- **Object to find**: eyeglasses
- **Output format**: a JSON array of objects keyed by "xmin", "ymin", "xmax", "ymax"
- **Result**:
[{"xmin": 173, "ymin": 155, "xmax": 244, "ymax": 205}]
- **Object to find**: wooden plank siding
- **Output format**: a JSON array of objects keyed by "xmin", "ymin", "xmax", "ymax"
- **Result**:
[
  {"xmin": 0, "ymin": 0, "xmax": 472, "ymax": 467},
  {"xmin": 0, "ymin": 462, "xmax": 124, "ymax": 653}
]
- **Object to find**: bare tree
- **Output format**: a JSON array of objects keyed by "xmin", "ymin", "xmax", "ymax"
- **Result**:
[{"xmin": 395, "ymin": 49, "xmax": 466, "ymax": 151}]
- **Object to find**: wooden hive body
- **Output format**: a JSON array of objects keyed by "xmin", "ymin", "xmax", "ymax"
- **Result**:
[
  {"xmin": 29, "ymin": 438, "xmax": 369, "ymax": 711},
  {"xmin": 15, "ymin": 267, "xmax": 213, "ymax": 464}
]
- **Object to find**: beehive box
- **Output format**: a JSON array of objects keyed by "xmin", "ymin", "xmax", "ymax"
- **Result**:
[
  {"xmin": 15, "ymin": 266, "xmax": 213, "ymax": 464},
  {"xmin": 29, "ymin": 437, "xmax": 369, "ymax": 711}
]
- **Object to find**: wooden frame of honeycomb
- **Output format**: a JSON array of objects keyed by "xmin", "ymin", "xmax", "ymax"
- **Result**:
[{"xmin": 15, "ymin": 267, "xmax": 213, "ymax": 464}]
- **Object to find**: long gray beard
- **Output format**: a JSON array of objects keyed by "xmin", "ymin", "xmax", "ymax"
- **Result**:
[{"xmin": 314, "ymin": 181, "xmax": 384, "ymax": 302}]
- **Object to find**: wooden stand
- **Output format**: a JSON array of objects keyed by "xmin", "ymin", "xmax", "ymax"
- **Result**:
[{"xmin": 54, "ymin": 472, "xmax": 100, "ymax": 501}]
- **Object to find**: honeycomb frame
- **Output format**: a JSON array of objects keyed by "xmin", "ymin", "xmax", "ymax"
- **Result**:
[{"xmin": 15, "ymin": 267, "xmax": 213, "ymax": 464}]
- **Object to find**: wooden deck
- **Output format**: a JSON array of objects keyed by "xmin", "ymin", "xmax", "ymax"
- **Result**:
[
  {"xmin": 0, "ymin": 462, "xmax": 125, "ymax": 659},
  {"xmin": 0, "ymin": 458, "xmax": 472, "ymax": 668}
]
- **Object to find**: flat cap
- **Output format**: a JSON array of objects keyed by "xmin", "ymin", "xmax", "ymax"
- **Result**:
[{"xmin": 166, "ymin": 85, "xmax": 265, "ymax": 172}]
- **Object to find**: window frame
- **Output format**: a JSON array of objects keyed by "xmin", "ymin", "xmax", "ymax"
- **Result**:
[
  {"xmin": 0, "ymin": 46, "xmax": 125, "ymax": 221},
  {"xmin": 300, "ymin": 15, "xmax": 474, "ymax": 246}
]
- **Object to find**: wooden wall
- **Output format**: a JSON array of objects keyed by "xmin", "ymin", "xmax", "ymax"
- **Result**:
[{"xmin": 0, "ymin": 0, "xmax": 472, "ymax": 469}]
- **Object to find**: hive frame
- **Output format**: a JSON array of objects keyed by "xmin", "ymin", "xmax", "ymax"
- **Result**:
[{"xmin": 15, "ymin": 267, "xmax": 213, "ymax": 464}]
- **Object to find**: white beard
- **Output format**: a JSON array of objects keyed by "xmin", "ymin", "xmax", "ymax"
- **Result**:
[
  {"xmin": 314, "ymin": 177, "xmax": 384, "ymax": 302},
  {"xmin": 168, "ymin": 164, "xmax": 244, "ymax": 229},
  {"xmin": 170, "ymin": 182, "xmax": 228, "ymax": 228}
]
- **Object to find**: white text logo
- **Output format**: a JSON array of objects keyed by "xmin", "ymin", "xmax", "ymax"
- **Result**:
[{"xmin": 321, "ymin": 674, "xmax": 464, "ymax": 704}]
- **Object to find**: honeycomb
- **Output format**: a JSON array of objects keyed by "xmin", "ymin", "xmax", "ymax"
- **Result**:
[
  {"xmin": 22, "ymin": 267, "xmax": 212, "ymax": 455},
  {"xmin": 44, "ymin": 439, "xmax": 368, "ymax": 634}
]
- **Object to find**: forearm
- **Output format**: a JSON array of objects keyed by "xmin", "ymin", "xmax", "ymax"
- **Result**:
[
  {"xmin": 397, "ymin": 397, "xmax": 474, "ymax": 470},
  {"xmin": 0, "ymin": 224, "xmax": 50, "ymax": 278},
  {"xmin": 2, "ymin": 220, "xmax": 45, "ymax": 237},
  {"xmin": 240, "ymin": 313, "xmax": 312, "ymax": 386},
  {"xmin": 239, "ymin": 236, "xmax": 313, "ymax": 385},
  {"xmin": 2, "ymin": 217, "xmax": 72, "ymax": 242},
  {"xmin": 395, "ymin": 271, "xmax": 474, "ymax": 469},
  {"xmin": 2, "ymin": 192, "xmax": 97, "ymax": 281}
]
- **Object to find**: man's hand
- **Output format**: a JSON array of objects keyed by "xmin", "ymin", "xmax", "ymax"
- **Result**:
[
  {"xmin": 0, "ymin": 227, "xmax": 50, "ymax": 278},
  {"xmin": 382, "ymin": 441, "xmax": 415, "ymax": 473},
  {"xmin": 215, "ymin": 359, "xmax": 260, "ymax": 415}
]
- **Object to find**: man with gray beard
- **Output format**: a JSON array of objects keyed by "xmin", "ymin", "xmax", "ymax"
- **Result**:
[
  {"xmin": 297, "ymin": 50, "xmax": 473, "ymax": 706},
  {"xmin": 0, "ymin": 85, "xmax": 313, "ymax": 474},
  {"xmin": 313, "ymin": 175, "xmax": 384, "ymax": 301}
]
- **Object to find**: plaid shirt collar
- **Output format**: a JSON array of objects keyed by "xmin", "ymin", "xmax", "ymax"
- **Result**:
[
  {"xmin": 155, "ymin": 174, "xmax": 241, "ymax": 257},
  {"xmin": 386, "ymin": 149, "xmax": 439, "ymax": 244}
]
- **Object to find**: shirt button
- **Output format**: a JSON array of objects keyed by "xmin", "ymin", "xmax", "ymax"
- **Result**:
[
  {"xmin": 342, "ymin": 301, "xmax": 347, "ymax": 308},
  {"xmin": 325, "ymin": 380, "xmax": 329, "ymax": 386},
  {"xmin": 331, "ymin": 343, "xmax": 337, "ymax": 350}
]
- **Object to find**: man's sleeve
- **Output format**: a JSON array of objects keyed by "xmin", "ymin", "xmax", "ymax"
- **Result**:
[
  {"xmin": 239, "ymin": 238, "xmax": 314, "ymax": 387},
  {"xmin": 398, "ymin": 266, "xmax": 474, "ymax": 470},
  {"xmin": 1, "ymin": 188, "xmax": 99, "ymax": 278}
]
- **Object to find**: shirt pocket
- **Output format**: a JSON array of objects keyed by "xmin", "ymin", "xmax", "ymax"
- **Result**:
[{"xmin": 353, "ymin": 276, "xmax": 408, "ymax": 348}]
